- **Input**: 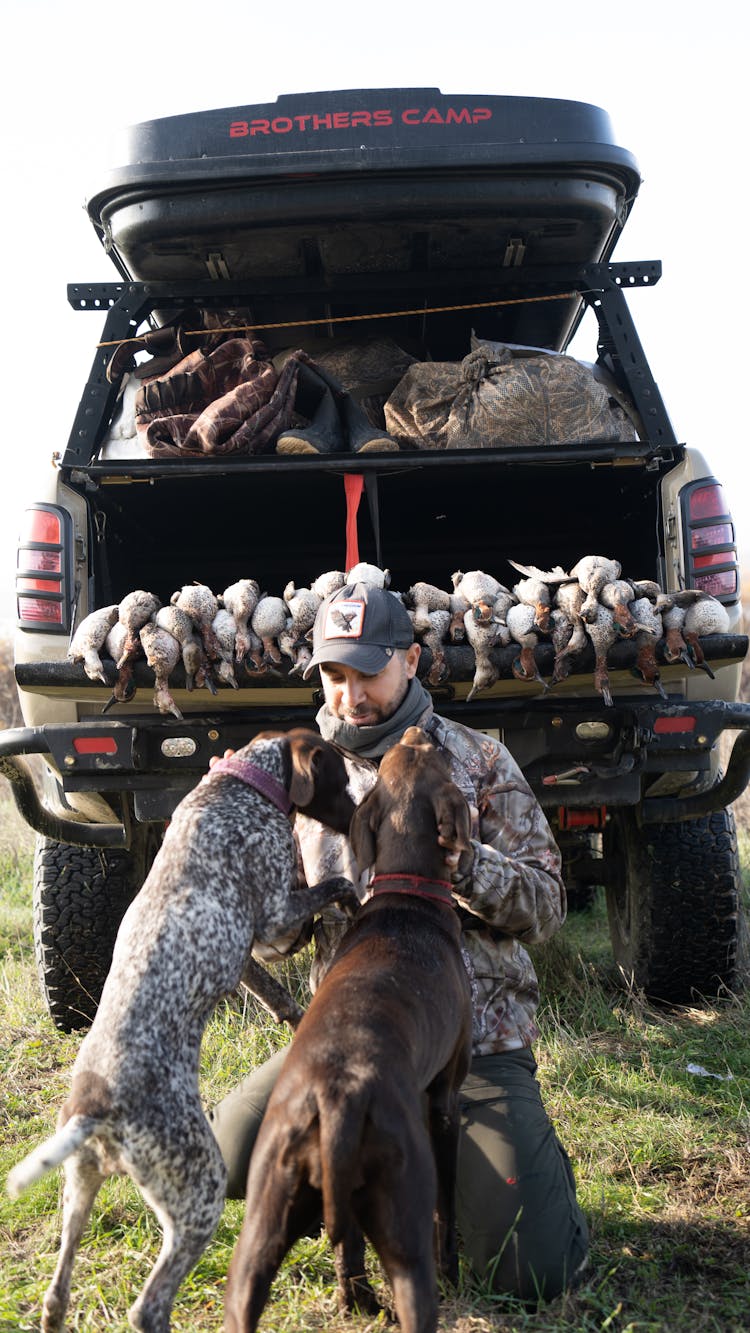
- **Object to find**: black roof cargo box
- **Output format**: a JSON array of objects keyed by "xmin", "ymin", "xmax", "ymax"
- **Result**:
[{"xmin": 86, "ymin": 89, "xmax": 641, "ymax": 354}]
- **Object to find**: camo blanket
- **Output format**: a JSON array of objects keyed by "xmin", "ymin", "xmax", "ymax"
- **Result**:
[
  {"xmin": 135, "ymin": 337, "xmax": 301, "ymax": 458},
  {"xmin": 384, "ymin": 337, "xmax": 637, "ymax": 449}
]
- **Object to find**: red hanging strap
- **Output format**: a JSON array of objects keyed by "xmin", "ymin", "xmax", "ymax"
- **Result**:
[{"xmin": 344, "ymin": 473, "xmax": 364, "ymax": 571}]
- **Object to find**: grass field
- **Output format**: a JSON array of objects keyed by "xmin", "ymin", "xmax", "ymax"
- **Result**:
[{"xmin": 1, "ymin": 790, "xmax": 749, "ymax": 1333}]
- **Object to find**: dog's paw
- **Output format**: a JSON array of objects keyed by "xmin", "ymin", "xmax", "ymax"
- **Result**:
[
  {"xmin": 316, "ymin": 875, "xmax": 360, "ymax": 914},
  {"xmin": 336, "ymin": 886, "xmax": 362, "ymax": 917},
  {"xmin": 337, "ymin": 1276, "xmax": 383, "ymax": 1317}
]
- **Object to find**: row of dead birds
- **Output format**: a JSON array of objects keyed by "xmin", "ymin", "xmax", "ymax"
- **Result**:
[
  {"xmin": 68, "ymin": 556, "xmax": 731, "ymax": 716},
  {"xmin": 68, "ymin": 567, "xmax": 376, "ymax": 719},
  {"xmin": 405, "ymin": 556, "xmax": 730, "ymax": 706}
]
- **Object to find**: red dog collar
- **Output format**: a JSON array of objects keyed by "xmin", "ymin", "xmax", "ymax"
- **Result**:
[{"xmin": 369, "ymin": 873, "xmax": 455, "ymax": 907}]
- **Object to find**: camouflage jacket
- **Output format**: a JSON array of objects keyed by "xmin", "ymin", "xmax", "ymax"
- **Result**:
[{"xmin": 265, "ymin": 703, "xmax": 566, "ymax": 1054}]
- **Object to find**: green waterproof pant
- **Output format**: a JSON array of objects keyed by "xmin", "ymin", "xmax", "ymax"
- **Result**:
[{"xmin": 207, "ymin": 1045, "xmax": 588, "ymax": 1302}]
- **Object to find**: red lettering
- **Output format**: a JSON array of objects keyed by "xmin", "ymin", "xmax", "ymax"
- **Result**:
[
  {"xmin": 232, "ymin": 106, "xmax": 401, "ymax": 138},
  {"xmin": 422, "ymin": 107, "xmax": 445, "ymax": 124},
  {"xmin": 446, "ymin": 107, "xmax": 471, "ymax": 124},
  {"xmin": 401, "ymin": 108, "xmax": 420, "ymax": 125},
  {"xmin": 472, "ymin": 107, "xmax": 492, "ymax": 123}
]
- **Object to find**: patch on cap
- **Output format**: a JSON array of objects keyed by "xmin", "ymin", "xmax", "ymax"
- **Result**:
[{"xmin": 323, "ymin": 598, "xmax": 366, "ymax": 641}]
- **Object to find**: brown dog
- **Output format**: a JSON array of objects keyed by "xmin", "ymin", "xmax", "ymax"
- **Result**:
[{"xmin": 224, "ymin": 726, "xmax": 473, "ymax": 1333}]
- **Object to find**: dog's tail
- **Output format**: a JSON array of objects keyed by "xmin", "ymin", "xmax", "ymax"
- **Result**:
[
  {"xmin": 317, "ymin": 1085, "xmax": 371, "ymax": 1245},
  {"xmin": 6, "ymin": 1115, "xmax": 98, "ymax": 1199}
]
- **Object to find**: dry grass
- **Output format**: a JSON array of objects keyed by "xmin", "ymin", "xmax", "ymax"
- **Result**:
[{"xmin": 1, "ymin": 810, "xmax": 749, "ymax": 1332}]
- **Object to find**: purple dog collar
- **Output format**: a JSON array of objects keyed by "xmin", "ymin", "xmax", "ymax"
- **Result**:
[{"xmin": 208, "ymin": 756, "xmax": 293, "ymax": 815}]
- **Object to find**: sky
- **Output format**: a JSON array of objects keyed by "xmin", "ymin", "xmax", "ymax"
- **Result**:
[{"xmin": 1, "ymin": 0, "xmax": 747, "ymax": 630}]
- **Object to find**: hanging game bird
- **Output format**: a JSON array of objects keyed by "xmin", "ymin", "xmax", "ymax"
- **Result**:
[
  {"xmin": 139, "ymin": 623, "xmax": 183, "ymax": 718},
  {"xmin": 68, "ymin": 605, "xmax": 119, "ymax": 683}
]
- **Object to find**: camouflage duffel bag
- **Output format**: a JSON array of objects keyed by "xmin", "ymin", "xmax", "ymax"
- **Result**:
[{"xmin": 384, "ymin": 336, "xmax": 637, "ymax": 450}]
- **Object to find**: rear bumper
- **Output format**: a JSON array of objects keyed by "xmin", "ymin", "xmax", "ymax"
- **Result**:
[
  {"xmin": 3, "ymin": 689, "xmax": 750, "ymax": 845},
  {"xmin": 0, "ymin": 726, "xmax": 129, "ymax": 848}
]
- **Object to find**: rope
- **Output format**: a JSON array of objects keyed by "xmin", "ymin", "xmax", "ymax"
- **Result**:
[{"xmin": 96, "ymin": 291, "xmax": 581, "ymax": 348}]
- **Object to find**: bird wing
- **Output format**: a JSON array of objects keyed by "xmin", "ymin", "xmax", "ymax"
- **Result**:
[{"xmin": 507, "ymin": 559, "xmax": 571, "ymax": 584}]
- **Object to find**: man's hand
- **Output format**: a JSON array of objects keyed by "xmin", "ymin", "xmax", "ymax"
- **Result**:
[
  {"xmin": 438, "ymin": 802, "xmax": 478, "ymax": 884},
  {"xmin": 449, "ymin": 844, "xmax": 475, "ymax": 885},
  {"xmin": 209, "ymin": 747, "xmax": 236, "ymax": 768},
  {"xmin": 201, "ymin": 748, "xmax": 236, "ymax": 784}
]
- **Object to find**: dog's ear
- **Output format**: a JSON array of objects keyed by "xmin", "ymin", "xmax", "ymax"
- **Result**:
[
  {"xmin": 349, "ymin": 787, "xmax": 382, "ymax": 872},
  {"xmin": 400, "ymin": 725, "xmax": 432, "ymax": 751},
  {"xmin": 434, "ymin": 785, "xmax": 472, "ymax": 869},
  {"xmin": 286, "ymin": 734, "xmax": 321, "ymax": 809}
]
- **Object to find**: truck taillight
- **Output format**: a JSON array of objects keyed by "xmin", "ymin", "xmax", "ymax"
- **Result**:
[
  {"xmin": 16, "ymin": 504, "xmax": 73, "ymax": 633},
  {"xmin": 680, "ymin": 479, "xmax": 739, "ymax": 603}
]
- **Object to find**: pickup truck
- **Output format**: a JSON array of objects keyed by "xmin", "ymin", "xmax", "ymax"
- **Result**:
[{"xmin": 2, "ymin": 88, "xmax": 748, "ymax": 1031}]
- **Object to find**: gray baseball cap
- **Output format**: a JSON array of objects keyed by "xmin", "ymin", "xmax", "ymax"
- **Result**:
[{"xmin": 303, "ymin": 583, "xmax": 414, "ymax": 678}]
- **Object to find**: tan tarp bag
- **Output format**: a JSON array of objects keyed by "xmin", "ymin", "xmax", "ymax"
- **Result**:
[{"xmin": 384, "ymin": 337, "xmax": 637, "ymax": 449}]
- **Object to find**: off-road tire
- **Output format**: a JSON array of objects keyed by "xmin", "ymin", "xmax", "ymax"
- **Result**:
[
  {"xmin": 33, "ymin": 829, "xmax": 160, "ymax": 1032},
  {"xmin": 604, "ymin": 806, "xmax": 743, "ymax": 1004}
]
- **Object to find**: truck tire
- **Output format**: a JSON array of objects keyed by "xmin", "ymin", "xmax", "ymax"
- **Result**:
[
  {"xmin": 33, "ymin": 829, "xmax": 160, "ymax": 1033},
  {"xmin": 603, "ymin": 807, "xmax": 743, "ymax": 1004}
]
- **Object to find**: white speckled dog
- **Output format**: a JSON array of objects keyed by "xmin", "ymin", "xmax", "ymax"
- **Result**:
[{"xmin": 7, "ymin": 728, "xmax": 356, "ymax": 1333}]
